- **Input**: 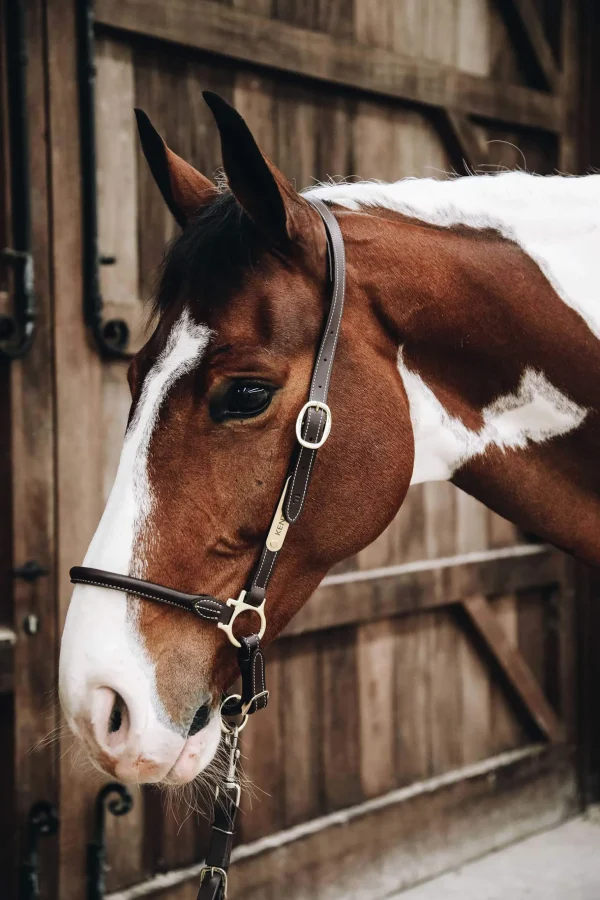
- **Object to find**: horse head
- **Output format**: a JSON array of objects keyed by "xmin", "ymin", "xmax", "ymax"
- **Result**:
[{"xmin": 59, "ymin": 92, "xmax": 414, "ymax": 784}]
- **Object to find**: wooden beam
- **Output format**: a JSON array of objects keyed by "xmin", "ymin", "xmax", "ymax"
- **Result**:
[
  {"xmin": 282, "ymin": 546, "xmax": 562, "ymax": 638},
  {"xmin": 496, "ymin": 0, "xmax": 560, "ymax": 93},
  {"xmin": 95, "ymin": 0, "xmax": 561, "ymax": 133},
  {"xmin": 437, "ymin": 109, "xmax": 490, "ymax": 173},
  {"xmin": 463, "ymin": 594, "xmax": 565, "ymax": 743}
]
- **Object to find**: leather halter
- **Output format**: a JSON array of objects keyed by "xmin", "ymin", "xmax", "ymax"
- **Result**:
[{"xmin": 69, "ymin": 196, "xmax": 345, "ymax": 899}]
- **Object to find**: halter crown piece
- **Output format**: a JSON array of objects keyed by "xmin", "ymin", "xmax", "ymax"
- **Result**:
[{"xmin": 70, "ymin": 197, "xmax": 346, "ymax": 900}]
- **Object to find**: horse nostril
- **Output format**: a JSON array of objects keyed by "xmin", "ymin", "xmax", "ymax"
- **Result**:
[
  {"xmin": 108, "ymin": 693, "xmax": 124, "ymax": 734},
  {"xmin": 188, "ymin": 704, "xmax": 211, "ymax": 737}
]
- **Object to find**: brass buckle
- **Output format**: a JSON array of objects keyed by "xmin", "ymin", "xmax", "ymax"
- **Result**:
[
  {"xmin": 217, "ymin": 590, "xmax": 266, "ymax": 649},
  {"xmin": 199, "ymin": 865, "xmax": 228, "ymax": 897},
  {"xmin": 295, "ymin": 400, "xmax": 332, "ymax": 449}
]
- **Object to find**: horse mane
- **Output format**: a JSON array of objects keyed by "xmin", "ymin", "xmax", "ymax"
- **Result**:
[{"xmin": 153, "ymin": 190, "xmax": 267, "ymax": 319}]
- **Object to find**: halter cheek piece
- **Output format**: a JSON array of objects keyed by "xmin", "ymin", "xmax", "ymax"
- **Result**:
[{"xmin": 69, "ymin": 197, "xmax": 345, "ymax": 900}]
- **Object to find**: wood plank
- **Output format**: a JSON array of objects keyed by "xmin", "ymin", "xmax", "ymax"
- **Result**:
[
  {"xmin": 275, "ymin": 80, "xmax": 317, "ymax": 189},
  {"xmin": 517, "ymin": 588, "xmax": 547, "ymax": 689},
  {"xmin": 496, "ymin": 0, "xmax": 560, "ymax": 92},
  {"xmin": 576, "ymin": 561, "xmax": 600, "ymax": 805},
  {"xmin": 357, "ymin": 620, "xmax": 396, "ymax": 797},
  {"xmin": 46, "ymin": 0, "xmax": 106, "ymax": 895},
  {"xmin": 558, "ymin": 0, "xmax": 579, "ymax": 174},
  {"xmin": 430, "ymin": 611, "xmax": 463, "ymax": 773},
  {"xmin": 96, "ymin": 38, "xmax": 144, "ymax": 353},
  {"xmin": 455, "ymin": 490, "xmax": 489, "ymax": 554},
  {"xmin": 458, "ymin": 605, "xmax": 492, "ymax": 765},
  {"xmin": 319, "ymin": 627, "xmax": 362, "ymax": 811},
  {"xmin": 104, "ymin": 783, "xmax": 146, "ymax": 893},
  {"xmin": 9, "ymin": 0, "xmax": 59, "ymax": 895},
  {"xmin": 238, "ymin": 652, "xmax": 284, "ymax": 842},
  {"xmin": 489, "ymin": 593, "xmax": 528, "ymax": 752},
  {"xmin": 394, "ymin": 613, "xmax": 432, "ymax": 785},
  {"xmin": 437, "ymin": 109, "xmax": 491, "ymax": 173},
  {"xmin": 104, "ymin": 745, "xmax": 578, "ymax": 900},
  {"xmin": 279, "ymin": 635, "xmax": 322, "ymax": 827},
  {"xmin": 463, "ymin": 594, "xmax": 564, "ymax": 743},
  {"xmin": 283, "ymin": 546, "xmax": 562, "ymax": 637},
  {"xmin": 554, "ymin": 554, "xmax": 578, "ymax": 743},
  {"xmin": 96, "ymin": 0, "xmax": 562, "ymax": 132},
  {"xmin": 133, "ymin": 44, "xmax": 234, "ymax": 303},
  {"xmin": 456, "ymin": 0, "xmax": 490, "ymax": 76}
]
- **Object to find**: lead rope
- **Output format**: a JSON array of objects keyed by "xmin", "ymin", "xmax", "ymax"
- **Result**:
[{"xmin": 197, "ymin": 708, "xmax": 247, "ymax": 900}]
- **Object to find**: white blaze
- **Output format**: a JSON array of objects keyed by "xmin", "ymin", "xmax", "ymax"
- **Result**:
[
  {"xmin": 59, "ymin": 311, "xmax": 216, "ymax": 780},
  {"xmin": 84, "ymin": 310, "xmax": 212, "ymax": 575}
]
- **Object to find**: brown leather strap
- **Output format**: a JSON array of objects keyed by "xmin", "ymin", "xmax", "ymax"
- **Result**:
[
  {"xmin": 284, "ymin": 197, "xmax": 345, "ymax": 524},
  {"xmin": 245, "ymin": 198, "xmax": 345, "ymax": 604},
  {"xmin": 69, "ymin": 567, "xmax": 223, "ymax": 622},
  {"xmin": 221, "ymin": 635, "xmax": 268, "ymax": 716},
  {"xmin": 197, "ymin": 780, "xmax": 239, "ymax": 900}
]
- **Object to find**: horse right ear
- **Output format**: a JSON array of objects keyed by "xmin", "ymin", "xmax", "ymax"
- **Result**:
[{"xmin": 134, "ymin": 109, "xmax": 217, "ymax": 228}]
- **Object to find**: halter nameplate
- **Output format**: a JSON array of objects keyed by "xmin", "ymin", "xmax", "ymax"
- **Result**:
[{"xmin": 265, "ymin": 478, "xmax": 290, "ymax": 552}]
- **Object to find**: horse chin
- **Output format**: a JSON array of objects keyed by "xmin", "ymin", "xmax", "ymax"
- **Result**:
[{"xmin": 162, "ymin": 713, "xmax": 222, "ymax": 786}]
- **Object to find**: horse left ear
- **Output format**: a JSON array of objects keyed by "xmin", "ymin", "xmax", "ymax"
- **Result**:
[
  {"xmin": 135, "ymin": 109, "xmax": 218, "ymax": 227},
  {"xmin": 203, "ymin": 91, "xmax": 316, "ymax": 245}
]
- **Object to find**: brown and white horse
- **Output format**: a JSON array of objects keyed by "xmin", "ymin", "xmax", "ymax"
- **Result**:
[{"xmin": 59, "ymin": 92, "xmax": 600, "ymax": 785}]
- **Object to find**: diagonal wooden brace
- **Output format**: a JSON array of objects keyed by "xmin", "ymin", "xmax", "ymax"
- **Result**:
[{"xmin": 463, "ymin": 594, "xmax": 565, "ymax": 743}]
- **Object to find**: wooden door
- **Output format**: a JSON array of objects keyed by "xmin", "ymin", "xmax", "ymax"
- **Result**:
[{"xmin": 1, "ymin": 1, "xmax": 595, "ymax": 898}]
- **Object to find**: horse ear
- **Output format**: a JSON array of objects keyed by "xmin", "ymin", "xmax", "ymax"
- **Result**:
[
  {"xmin": 202, "ymin": 91, "xmax": 314, "ymax": 244},
  {"xmin": 134, "ymin": 109, "xmax": 217, "ymax": 228}
]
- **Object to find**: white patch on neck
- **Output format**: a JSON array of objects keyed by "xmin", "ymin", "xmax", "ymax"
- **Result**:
[
  {"xmin": 398, "ymin": 354, "xmax": 588, "ymax": 484},
  {"xmin": 84, "ymin": 309, "xmax": 212, "ymax": 575}
]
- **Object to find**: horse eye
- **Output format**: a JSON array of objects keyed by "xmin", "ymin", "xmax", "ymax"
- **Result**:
[{"xmin": 211, "ymin": 381, "xmax": 274, "ymax": 422}]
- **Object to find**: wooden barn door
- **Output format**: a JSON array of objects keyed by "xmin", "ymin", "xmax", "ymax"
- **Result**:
[
  {"xmin": 1, "ymin": 1, "xmax": 594, "ymax": 898},
  {"xmin": 1, "ymin": 0, "xmax": 60, "ymax": 896}
]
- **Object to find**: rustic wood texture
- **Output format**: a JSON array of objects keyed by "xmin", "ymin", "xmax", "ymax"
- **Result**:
[
  {"xmin": 7, "ymin": 0, "xmax": 59, "ymax": 896},
  {"xmin": 115, "ymin": 745, "xmax": 577, "ymax": 900},
  {"xmin": 46, "ymin": 0, "xmax": 106, "ymax": 895},
  {"xmin": 463, "ymin": 594, "xmax": 564, "ymax": 742},
  {"xmin": 95, "ymin": 0, "xmax": 562, "ymax": 131},
  {"xmin": 284, "ymin": 547, "xmax": 563, "ymax": 637},
  {"xmin": 496, "ymin": 0, "xmax": 560, "ymax": 91},
  {"xmin": 96, "ymin": 39, "xmax": 142, "ymax": 347}
]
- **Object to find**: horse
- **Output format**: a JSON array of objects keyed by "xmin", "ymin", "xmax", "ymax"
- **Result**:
[{"xmin": 59, "ymin": 90, "xmax": 600, "ymax": 787}]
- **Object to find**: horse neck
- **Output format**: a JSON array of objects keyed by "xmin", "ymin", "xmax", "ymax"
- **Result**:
[{"xmin": 349, "ymin": 204, "xmax": 600, "ymax": 565}]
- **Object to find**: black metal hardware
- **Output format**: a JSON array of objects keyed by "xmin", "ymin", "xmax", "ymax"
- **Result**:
[
  {"xmin": 1, "ymin": 0, "xmax": 35, "ymax": 360},
  {"xmin": 76, "ymin": 0, "xmax": 130, "ymax": 358},
  {"xmin": 18, "ymin": 801, "xmax": 59, "ymax": 900},
  {"xmin": 87, "ymin": 783, "xmax": 134, "ymax": 900},
  {"xmin": 12, "ymin": 560, "xmax": 49, "ymax": 583}
]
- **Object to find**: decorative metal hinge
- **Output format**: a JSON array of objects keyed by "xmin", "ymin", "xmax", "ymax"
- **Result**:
[
  {"xmin": 12, "ymin": 560, "xmax": 49, "ymax": 583},
  {"xmin": 87, "ymin": 783, "xmax": 134, "ymax": 900},
  {"xmin": 76, "ymin": 0, "xmax": 130, "ymax": 358},
  {"xmin": 19, "ymin": 801, "xmax": 59, "ymax": 900}
]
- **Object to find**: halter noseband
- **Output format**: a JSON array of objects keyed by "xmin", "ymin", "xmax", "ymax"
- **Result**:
[{"xmin": 69, "ymin": 197, "xmax": 346, "ymax": 900}]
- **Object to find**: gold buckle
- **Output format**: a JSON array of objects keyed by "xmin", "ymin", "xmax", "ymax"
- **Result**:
[
  {"xmin": 199, "ymin": 866, "xmax": 228, "ymax": 897},
  {"xmin": 217, "ymin": 590, "xmax": 266, "ymax": 649}
]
